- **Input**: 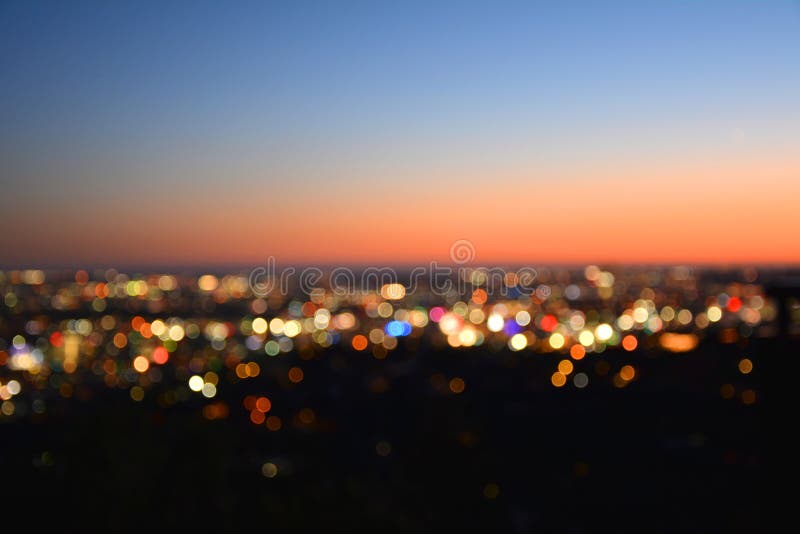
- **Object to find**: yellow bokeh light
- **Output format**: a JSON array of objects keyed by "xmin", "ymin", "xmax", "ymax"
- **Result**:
[
  {"xmin": 283, "ymin": 320, "xmax": 301, "ymax": 338},
  {"xmin": 707, "ymin": 305, "xmax": 722, "ymax": 322},
  {"xmin": 438, "ymin": 313, "xmax": 463, "ymax": 336},
  {"xmin": 509, "ymin": 333, "xmax": 527, "ymax": 351},
  {"xmin": 269, "ymin": 318, "xmax": 285, "ymax": 335},
  {"xmin": 549, "ymin": 332, "xmax": 565, "ymax": 349},
  {"xmin": 188, "ymin": 375, "xmax": 204, "ymax": 392},
  {"xmin": 459, "ymin": 326, "xmax": 478, "ymax": 347},
  {"xmin": 468, "ymin": 308, "xmax": 485, "ymax": 324},
  {"xmin": 617, "ymin": 314, "xmax": 635, "ymax": 331},
  {"xmin": 369, "ymin": 328, "xmax": 385, "ymax": 344},
  {"xmin": 6, "ymin": 380, "xmax": 21, "ymax": 395},
  {"xmin": 201, "ymin": 382, "xmax": 217, "ymax": 398},
  {"xmin": 487, "ymin": 314, "xmax": 504, "ymax": 333},
  {"xmin": 515, "ymin": 311, "xmax": 531, "ymax": 326},
  {"xmin": 132, "ymin": 355, "xmax": 149, "ymax": 373},
  {"xmin": 252, "ymin": 317, "xmax": 268, "ymax": 335},
  {"xmin": 578, "ymin": 330, "xmax": 595, "ymax": 346},
  {"xmin": 150, "ymin": 319, "xmax": 166, "ymax": 336},
  {"xmin": 380, "ymin": 283, "xmax": 406, "ymax": 300},
  {"xmin": 168, "ymin": 324, "xmax": 185, "ymax": 341},
  {"xmin": 313, "ymin": 309, "xmax": 331, "ymax": 329},
  {"xmin": 377, "ymin": 302, "xmax": 394, "ymax": 318},
  {"xmin": 633, "ymin": 307, "xmax": 649, "ymax": 323},
  {"xmin": 595, "ymin": 323, "xmax": 613, "ymax": 342},
  {"xmin": 198, "ymin": 274, "xmax": 219, "ymax": 291}
]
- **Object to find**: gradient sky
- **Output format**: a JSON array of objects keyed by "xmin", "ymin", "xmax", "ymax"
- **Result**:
[{"xmin": 1, "ymin": 0, "xmax": 799, "ymax": 267}]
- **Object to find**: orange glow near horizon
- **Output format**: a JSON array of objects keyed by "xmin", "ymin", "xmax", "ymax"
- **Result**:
[
  {"xmin": 4, "ymin": 2, "xmax": 800, "ymax": 268},
  {"xmin": 4, "ymin": 155, "xmax": 800, "ymax": 267}
]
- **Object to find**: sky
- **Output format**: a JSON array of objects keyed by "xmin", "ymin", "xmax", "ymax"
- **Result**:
[{"xmin": 1, "ymin": 0, "xmax": 799, "ymax": 267}]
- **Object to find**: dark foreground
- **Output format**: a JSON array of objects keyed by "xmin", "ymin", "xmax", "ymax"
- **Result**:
[{"xmin": 2, "ymin": 339, "xmax": 768, "ymax": 533}]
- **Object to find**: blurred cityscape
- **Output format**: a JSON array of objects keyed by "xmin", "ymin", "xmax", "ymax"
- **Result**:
[
  {"xmin": 4, "ymin": 1, "xmax": 797, "ymax": 531},
  {"xmin": 1, "ymin": 265, "xmax": 788, "ymax": 530}
]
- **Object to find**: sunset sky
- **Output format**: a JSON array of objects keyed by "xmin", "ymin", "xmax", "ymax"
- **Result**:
[{"xmin": 2, "ymin": 1, "xmax": 799, "ymax": 267}]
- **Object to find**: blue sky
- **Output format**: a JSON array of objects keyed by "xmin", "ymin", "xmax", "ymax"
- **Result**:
[{"xmin": 1, "ymin": 1, "xmax": 799, "ymax": 265}]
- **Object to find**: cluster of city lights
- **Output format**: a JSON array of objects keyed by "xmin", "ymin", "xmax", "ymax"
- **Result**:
[{"xmin": 0, "ymin": 266, "xmax": 770, "ymax": 424}]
